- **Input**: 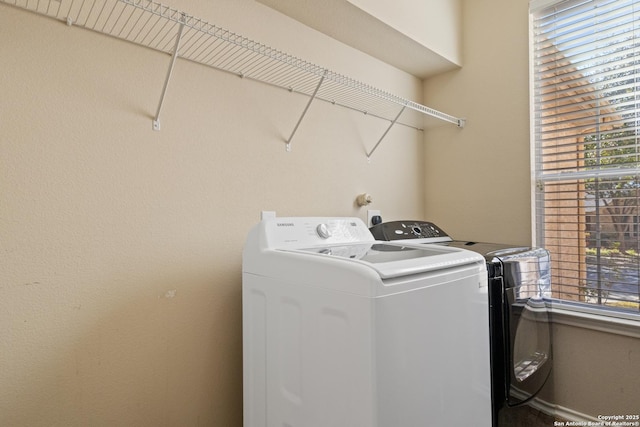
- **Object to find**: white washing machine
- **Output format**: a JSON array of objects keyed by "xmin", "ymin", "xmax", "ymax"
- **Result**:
[{"xmin": 242, "ymin": 216, "xmax": 492, "ymax": 427}]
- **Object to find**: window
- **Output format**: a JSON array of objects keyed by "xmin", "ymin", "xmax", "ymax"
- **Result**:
[{"xmin": 531, "ymin": 0, "xmax": 640, "ymax": 313}]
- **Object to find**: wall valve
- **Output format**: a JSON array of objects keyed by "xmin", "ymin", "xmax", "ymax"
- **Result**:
[{"xmin": 356, "ymin": 193, "xmax": 373, "ymax": 207}]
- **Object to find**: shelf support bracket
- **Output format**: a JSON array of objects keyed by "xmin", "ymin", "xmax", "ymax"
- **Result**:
[
  {"xmin": 153, "ymin": 14, "xmax": 186, "ymax": 131},
  {"xmin": 366, "ymin": 105, "xmax": 406, "ymax": 160},
  {"xmin": 285, "ymin": 69, "xmax": 328, "ymax": 151}
]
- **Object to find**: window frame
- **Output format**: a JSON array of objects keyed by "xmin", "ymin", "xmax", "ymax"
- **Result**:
[{"xmin": 529, "ymin": 0, "xmax": 640, "ymax": 320}]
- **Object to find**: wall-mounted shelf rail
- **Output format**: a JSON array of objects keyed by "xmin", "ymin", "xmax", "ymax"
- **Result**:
[{"xmin": 2, "ymin": 0, "xmax": 465, "ymax": 158}]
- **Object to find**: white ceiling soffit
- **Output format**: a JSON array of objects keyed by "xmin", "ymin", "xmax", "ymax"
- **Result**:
[{"xmin": 256, "ymin": 0, "xmax": 460, "ymax": 78}]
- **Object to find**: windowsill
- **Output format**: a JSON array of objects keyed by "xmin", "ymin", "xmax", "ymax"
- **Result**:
[{"xmin": 547, "ymin": 300, "xmax": 640, "ymax": 338}]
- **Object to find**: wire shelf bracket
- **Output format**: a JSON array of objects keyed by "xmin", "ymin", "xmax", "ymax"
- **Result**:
[
  {"xmin": 1, "ymin": 0, "xmax": 466, "ymax": 158},
  {"xmin": 285, "ymin": 69, "xmax": 327, "ymax": 152},
  {"xmin": 367, "ymin": 105, "xmax": 406, "ymax": 161},
  {"xmin": 153, "ymin": 13, "xmax": 185, "ymax": 131}
]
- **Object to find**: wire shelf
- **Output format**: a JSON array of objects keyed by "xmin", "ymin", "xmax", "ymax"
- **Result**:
[{"xmin": 2, "ymin": 0, "xmax": 465, "ymax": 156}]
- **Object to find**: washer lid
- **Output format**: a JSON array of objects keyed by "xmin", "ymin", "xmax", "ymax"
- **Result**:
[{"xmin": 284, "ymin": 242, "xmax": 484, "ymax": 279}]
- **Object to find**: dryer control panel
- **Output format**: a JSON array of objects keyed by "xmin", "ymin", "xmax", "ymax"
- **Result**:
[{"xmin": 369, "ymin": 220, "xmax": 452, "ymax": 243}]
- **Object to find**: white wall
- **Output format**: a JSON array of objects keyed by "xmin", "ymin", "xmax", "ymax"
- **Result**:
[{"xmin": 0, "ymin": 0, "xmax": 426, "ymax": 424}]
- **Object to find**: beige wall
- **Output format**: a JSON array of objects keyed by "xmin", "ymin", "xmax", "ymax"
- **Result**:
[
  {"xmin": 539, "ymin": 322, "xmax": 640, "ymax": 417},
  {"xmin": 0, "ymin": 1, "xmax": 425, "ymax": 425},
  {"xmin": 423, "ymin": 0, "xmax": 640, "ymax": 419},
  {"xmin": 2, "ymin": 0, "xmax": 639, "ymax": 424},
  {"xmin": 423, "ymin": 0, "xmax": 532, "ymax": 245},
  {"xmin": 346, "ymin": 0, "xmax": 462, "ymax": 64}
]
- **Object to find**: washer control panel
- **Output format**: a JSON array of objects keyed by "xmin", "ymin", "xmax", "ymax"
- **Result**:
[
  {"xmin": 262, "ymin": 217, "xmax": 374, "ymax": 248},
  {"xmin": 369, "ymin": 220, "xmax": 452, "ymax": 243}
]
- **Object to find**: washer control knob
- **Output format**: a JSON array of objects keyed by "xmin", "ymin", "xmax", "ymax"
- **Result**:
[{"xmin": 316, "ymin": 223, "xmax": 332, "ymax": 239}]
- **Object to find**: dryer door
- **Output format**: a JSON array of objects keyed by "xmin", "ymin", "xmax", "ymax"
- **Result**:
[
  {"xmin": 494, "ymin": 246, "xmax": 552, "ymax": 406},
  {"xmin": 504, "ymin": 287, "xmax": 552, "ymax": 406}
]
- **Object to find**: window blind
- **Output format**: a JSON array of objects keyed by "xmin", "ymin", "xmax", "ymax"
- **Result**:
[{"xmin": 531, "ymin": 0, "xmax": 640, "ymax": 312}]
